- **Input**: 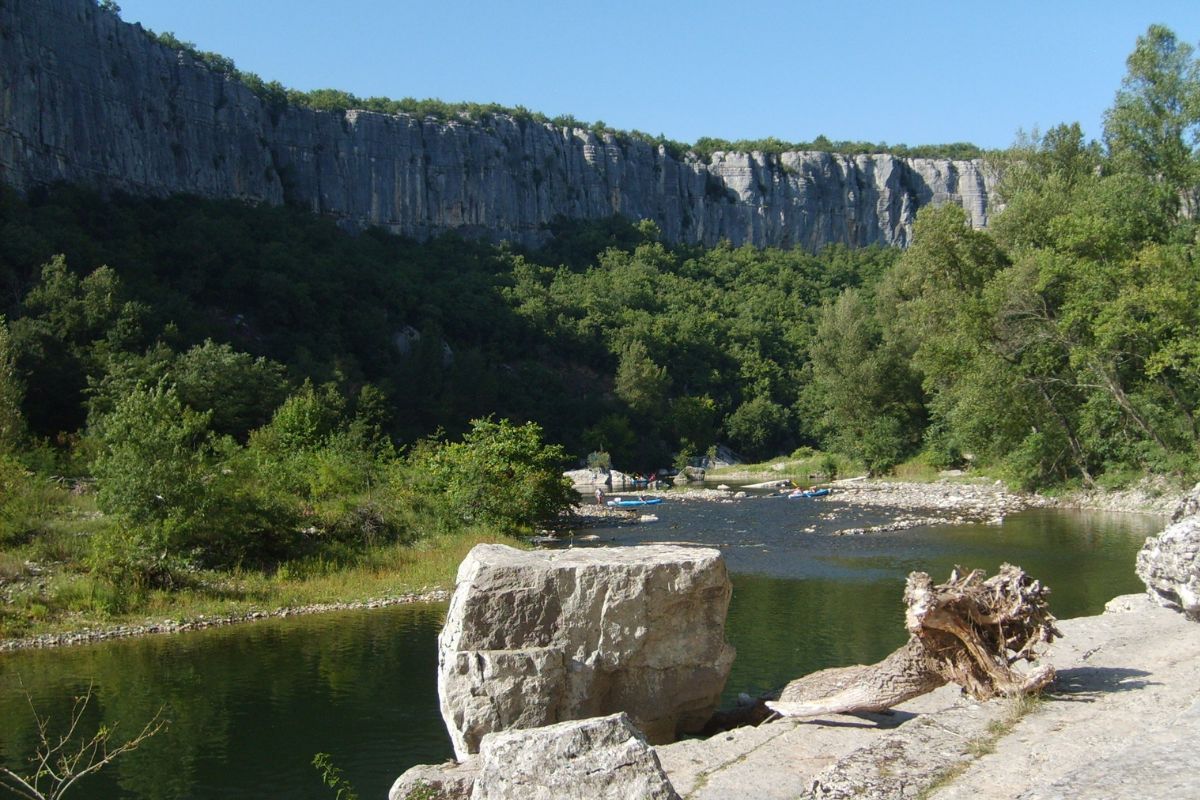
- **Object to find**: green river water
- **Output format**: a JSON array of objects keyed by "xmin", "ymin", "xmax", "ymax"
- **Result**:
[{"xmin": 0, "ymin": 502, "xmax": 1164, "ymax": 798}]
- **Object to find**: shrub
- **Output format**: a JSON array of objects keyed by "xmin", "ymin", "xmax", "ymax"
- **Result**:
[
  {"xmin": 585, "ymin": 450, "xmax": 611, "ymax": 471},
  {"xmin": 407, "ymin": 418, "xmax": 575, "ymax": 533},
  {"xmin": 0, "ymin": 455, "xmax": 63, "ymax": 546},
  {"xmin": 89, "ymin": 383, "xmax": 297, "ymax": 584},
  {"xmin": 725, "ymin": 396, "xmax": 791, "ymax": 461}
]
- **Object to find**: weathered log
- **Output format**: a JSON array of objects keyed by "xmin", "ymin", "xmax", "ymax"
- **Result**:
[{"xmin": 768, "ymin": 564, "xmax": 1059, "ymax": 718}]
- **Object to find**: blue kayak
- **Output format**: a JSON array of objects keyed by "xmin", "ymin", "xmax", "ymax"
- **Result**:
[
  {"xmin": 787, "ymin": 488, "xmax": 831, "ymax": 499},
  {"xmin": 607, "ymin": 497, "xmax": 664, "ymax": 508}
]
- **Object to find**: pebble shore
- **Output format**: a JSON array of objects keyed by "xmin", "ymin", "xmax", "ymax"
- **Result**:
[{"xmin": 0, "ymin": 589, "xmax": 450, "ymax": 653}]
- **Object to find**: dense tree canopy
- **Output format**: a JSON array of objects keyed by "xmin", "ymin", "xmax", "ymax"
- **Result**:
[{"xmin": 1, "ymin": 22, "xmax": 1199, "ymax": 594}]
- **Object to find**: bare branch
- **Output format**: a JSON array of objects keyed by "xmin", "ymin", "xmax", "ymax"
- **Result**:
[{"xmin": 2, "ymin": 681, "xmax": 168, "ymax": 800}]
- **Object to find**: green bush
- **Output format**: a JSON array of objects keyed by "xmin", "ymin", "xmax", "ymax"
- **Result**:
[
  {"xmin": 585, "ymin": 450, "xmax": 611, "ymax": 470},
  {"xmin": 407, "ymin": 418, "xmax": 575, "ymax": 533},
  {"xmin": 0, "ymin": 455, "xmax": 62, "ymax": 545},
  {"xmin": 725, "ymin": 396, "xmax": 791, "ymax": 461},
  {"xmin": 89, "ymin": 383, "xmax": 298, "ymax": 584}
]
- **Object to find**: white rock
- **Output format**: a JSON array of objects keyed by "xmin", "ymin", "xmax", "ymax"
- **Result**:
[
  {"xmin": 1137, "ymin": 516, "xmax": 1200, "ymax": 621},
  {"xmin": 564, "ymin": 468, "xmax": 609, "ymax": 487},
  {"xmin": 389, "ymin": 761, "xmax": 477, "ymax": 800},
  {"xmin": 470, "ymin": 713, "xmax": 680, "ymax": 800},
  {"xmin": 438, "ymin": 544, "xmax": 735, "ymax": 758}
]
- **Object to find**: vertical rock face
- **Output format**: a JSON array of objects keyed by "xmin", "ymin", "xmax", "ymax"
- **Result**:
[
  {"xmin": 1137, "ymin": 484, "xmax": 1200, "ymax": 621},
  {"xmin": 437, "ymin": 544, "xmax": 735, "ymax": 759},
  {"xmin": 0, "ymin": 0, "xmax": 995, "ymax": 248}
]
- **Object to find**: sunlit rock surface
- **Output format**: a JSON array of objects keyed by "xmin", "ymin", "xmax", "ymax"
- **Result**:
[
  {"xmin": 437, "ymin": 543, "xmax": 734, "ymax": 759},
  {"xmin": 1137, "ymin": 483, "xmax": 1200, "ymax": 620}
]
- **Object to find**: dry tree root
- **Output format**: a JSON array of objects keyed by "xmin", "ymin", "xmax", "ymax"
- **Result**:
[{"xmin": 767, "ymin": 564, "xmax": 1060, "ymax": 718}]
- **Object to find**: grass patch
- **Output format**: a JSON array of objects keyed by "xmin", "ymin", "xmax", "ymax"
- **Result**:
[
  {"xmin": 0, "ymin": 524, "xmax": 518, "ymax": 640},
  {"xmin": 706, "ymin": 450, "xmax": 861, "ymax": 483},
  {"xmin": 890, "ymin": 455, "xmax": 943, "ymax": 482},
  {"xmin": 916, "ymin": 693, "xmax": 1045, "ymax": 799}
]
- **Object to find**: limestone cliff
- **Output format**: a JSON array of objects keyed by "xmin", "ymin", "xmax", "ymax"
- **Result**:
[{"xmin": 1, "ymin": 0, "xmax": 994, "ymax": 248}]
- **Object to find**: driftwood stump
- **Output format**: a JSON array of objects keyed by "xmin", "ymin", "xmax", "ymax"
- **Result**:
[{"xmin": 768, "ymin": 564, "xmax": 1060, "ymax": 718}]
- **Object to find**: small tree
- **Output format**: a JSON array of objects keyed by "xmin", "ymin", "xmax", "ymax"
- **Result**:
[
  {"xmin": 614, "ymin": 340, "xmax": 670, "ymax": 415},
  {"xmin": 725, "ymin": 395, "xmax": 791, "ymax": 461},
  {"xmin": 90, "ymin": 382, "xmax": 294, "ymax": 581},
  {"xmin": 0, "ymin": 684, "xmax": 165, "ymax": 800},
  {"xmin": 585, "ymin": 450, "xmax": 611, "ymax": 471}
]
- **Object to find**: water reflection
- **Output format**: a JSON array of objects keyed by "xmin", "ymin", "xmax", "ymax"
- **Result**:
[
  {"xmin": 1, "ymin": 604, "xmax": 448, "ymax": 799},
  {"xmin": 0, "ymin": 503, "xmax": 1162, "ymax": 798}
]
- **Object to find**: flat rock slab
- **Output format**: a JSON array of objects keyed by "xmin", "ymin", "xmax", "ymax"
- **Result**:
[
  {"xmin": 657, "ymin": 595, "xmax": 1200, "ymax": 800},
  {"xmin": 928, "ymin": 595, "xmax": 1200, "ymax": 800},
  {"xmin": 658, "ymin": 682, "xmax": 991, "ymax": 800}
]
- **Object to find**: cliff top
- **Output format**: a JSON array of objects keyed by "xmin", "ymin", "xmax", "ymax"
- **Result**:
[{"xmin": 130, "ymin": 12, "xmax": 986, "ymax": 164}]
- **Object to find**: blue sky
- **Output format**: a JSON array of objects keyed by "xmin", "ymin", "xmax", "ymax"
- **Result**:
[{"xmin": 115, "ymin": 1, "xmax": 1200, "ymax": 150}]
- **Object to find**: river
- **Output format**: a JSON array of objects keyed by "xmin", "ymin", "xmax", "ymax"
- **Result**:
[{"xmin": 0, "ymin": 498, "xmax": 1163, "ymax": 799}]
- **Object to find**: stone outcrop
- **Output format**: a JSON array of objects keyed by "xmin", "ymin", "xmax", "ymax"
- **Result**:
[
  {"xmin": 389, "ymin": 761, "xmax": 479, "ymax": 800},
  {"xmin": 390, "ymin": 714, "xmax": 679, "ymax": 800},
  {"xmin": 1136, "ymin": 483, "xmax": 1200, "ymax": 620},
  {"xmin": 437, "ymin": 543, "xmax": 734, "ymax": 759},
  {"xmin": 1170, "ymin": 481, "xmax": 1200, "ymax": 523},
  {"xmin": 472, "ymin": 714, "xmax": 679, "ymax": 800},
  {"xmin": 2, "ymin": 0, "xmax": 995, "ymax": 249}
]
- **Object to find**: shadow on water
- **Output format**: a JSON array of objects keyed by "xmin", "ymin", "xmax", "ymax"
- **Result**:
[{"xmin": 0, "ymin": 501, "xmax": 1163, "ymax": 798}]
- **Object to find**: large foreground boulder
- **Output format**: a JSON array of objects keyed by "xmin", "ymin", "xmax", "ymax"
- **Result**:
[
  {"xmin": 1137, "ymin": 484, "xmax": 1200, "ymax": 620},
  {"xmin": 438, "ymin": 544, "xmax": 735, "ymax": 759}
]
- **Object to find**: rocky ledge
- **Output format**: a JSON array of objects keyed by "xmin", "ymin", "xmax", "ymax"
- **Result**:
[{"xmin": 657, "ymin": 593, "xmax": 1200, "ymax": 800}]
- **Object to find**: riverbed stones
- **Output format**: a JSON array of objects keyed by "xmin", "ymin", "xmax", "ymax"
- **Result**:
[
  {"xmin": 437, "ymin": 544, "xmax": 735, "ymax": 759},
  {"xmin": 471, "ymin": 713, "xmax": 680, "ymax": 800},
  {"xmin": 564, "ymin": 468, "xmax": 608, "ymax": 487},
  {"xmin": 1136, "ymin": 490, "xmax": 1200, "ymax": 620}
]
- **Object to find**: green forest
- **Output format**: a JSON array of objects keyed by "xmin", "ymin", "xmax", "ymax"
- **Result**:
[{"xmin": 1, "ymin": 24, "xmax": 1198, "ymax": 633}]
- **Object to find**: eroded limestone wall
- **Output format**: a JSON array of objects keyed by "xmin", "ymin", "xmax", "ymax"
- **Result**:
[{"xmin": 1, "ymin": 0, "xmax": 994, "ymax": 248}]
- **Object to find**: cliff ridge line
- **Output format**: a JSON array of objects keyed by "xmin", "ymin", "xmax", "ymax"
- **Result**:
[{"xmin": 1, "ymin": 0, "xmax": 994, "ymax": 248}]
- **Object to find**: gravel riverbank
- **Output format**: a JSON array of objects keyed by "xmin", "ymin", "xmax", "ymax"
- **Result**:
[{"xmin": 0, "ymin": 589, "xmax": 451, "ymax": 652}]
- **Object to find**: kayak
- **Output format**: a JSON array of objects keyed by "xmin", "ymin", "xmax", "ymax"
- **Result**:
[
  {"xmin": 787, "ymin": 488, "xmax": 831, "ymax": 499},
  {"xmin": 607, "ymin": 498, "xmax": 664, "ymax": 508}
]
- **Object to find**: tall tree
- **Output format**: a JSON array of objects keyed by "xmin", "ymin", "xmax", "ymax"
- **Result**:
[
  {"xmin": 805, "ymin": 289, "xmax": 923, "ymax": 473},
  {"xmin": 614, "ymin": 339, "xmax": 670, "ymax": 415},
  {"xmin": 1103, "ymin": 25, "xmax": 1200, "ymax": 212}
]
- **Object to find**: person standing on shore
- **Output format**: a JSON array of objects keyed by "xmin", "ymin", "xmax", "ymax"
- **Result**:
[{"xmin": 595, "ymin": 487, "xmax": 605, "ymax": 505}]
